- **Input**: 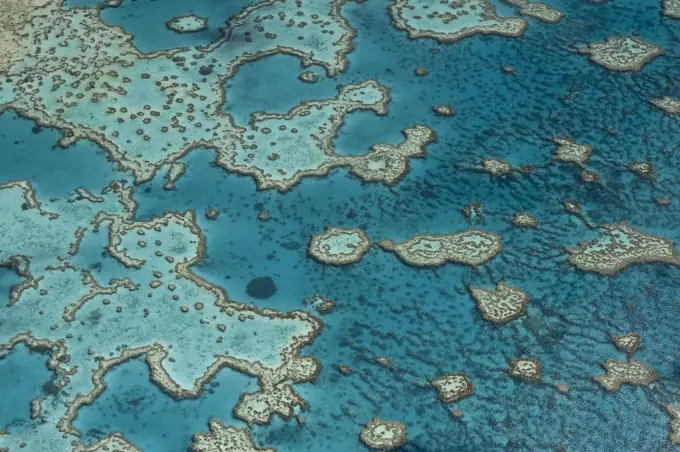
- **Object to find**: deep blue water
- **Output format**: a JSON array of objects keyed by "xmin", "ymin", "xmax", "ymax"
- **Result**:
[{"xmin": 3, "ymin": 0, "xmax": 680, "ymax": 450}]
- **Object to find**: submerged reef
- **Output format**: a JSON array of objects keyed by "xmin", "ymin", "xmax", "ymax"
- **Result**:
[
  {"xmin": 388, "ymin": 0, "xmax": 526, "ymax": 43},
  {"xmin": 360, "ymin": 419, "xmax": 407, "ymax": 450},
  {"xmin": 0, "ymin": 0, "xmax": 439, "ymax": 198},
  {"xmin": 512, "ymin": 212, "xmax": 537, "ymax": 228},
  {"xmin": 432, "ymin": 104, "xmax": 455, "ymax": 117},
  {"xmin": 298, "ymin": 71, "xmax": 320, "ymax": 83},
  {"xmin": 463, "ymin": 202, "xmax": 483, "ymax": 221},
  {"xmin": 552, "ymin": 137, "xmax": 592, "ymax": 165},
  {"xmin": 166, "ymin": 15, "xmax": 209, "ymax": 33},
  {"xmin": 580, "ymin": 169, "xmax": 600, "ymax": 183},
  {"xmin": 347, "ymin": 125, "xmax": 436, "ymax": 185},
  {"xmin": 414, "ymin": 66, "xmax": 429, "ymax": 76},
  {"xmin": 3, "ymin": 0, "xmax": 680, "ymax": 449},
  {"xmin": 191, "ymin": 419, "xmax": 275, "ymax": 452},
  {"xmin": 567, "ymin": 223, "xmax": 680, "ymax": 275},
  {"xmin": 0, "ymin": 0, "xmax": 387, "ymax": 191},
  {"xmin": 304, "ymin": 295, "xmax": 336, "ymax": 314},
  {"xmin": 74, "ymin": 433, "xmax": 141, "ymax": 452},
  {"xmin": 29, "ymin": 398, "xmax": 42, "ymax": 420},
  {"xmin": 613, "ymin": 332, "xmax": 642, "ymax": 356},
  {"xmin": 0, "ymin": 180, "xmax": 323, "ymax": 450},
  {"xmin": 375, "ymin": 356, "xmax": 392, "ymax": 367},
  {"xmin": 308, "ymin": 227, "xmax": 372, "ymax": 265},
  {"xmin": 503, "ymin": 0, "xmax": 563, "ymax": 23},
  {"xmin": 579, "ymin": 36, "xmax": 663, "ymax": 71},
  {"xmin": 667, "ymin": 405, "xmax": 680, "ymax": 444},
  {"xmin": 204, "ymin": 208, "xmax": 220, "ymax": 220},
  {"xmin": 649, "ymin": 97, "xmax": 680, "ymax": 114},
  {"xmin": 563, "ymin": 200, "xmax": 583, "ymax": 216},
  {"xmin": 593, "ymin": 359, "xmax": 657, "ymax": 391},
  {"xmin": 507, "ymin": 358, "xmax": 542, "ymax": 382},
  {"xmin": 431, "ymin": 373, "xmax": 474, "ymax": 403},
  {"xmin": 378, "ymin": 229, "xmax": 502, "ymax": 267},
  {"xmin": 481, "ymin": 158, "xmax": 514, "ymax": 176},
  {"xmin": 664, "ymin": 0, "xmax": 680, "ymax": 18},
  {"xmin": 628, "ymin": 162, "xmax": 655, "ymax": 179},
  {"xmin": 99, "ymin": 0, "xmax": 122, "ymax": 7},
  {"xmin": 468, "ymin": 282, "xmax": 529, "ymax": 324}
]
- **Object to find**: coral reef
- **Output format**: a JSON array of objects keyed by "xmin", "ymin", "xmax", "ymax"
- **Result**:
[
  {"xmin": 512, "ymin": 213, "xmax": 537, "ymax": 228},
  {"xmin": 579, "ymin": 37, "xmax": 663, "ymax": 71},
  {"xmin": 468, "ymin": 282, "xmax": 529, "ymax": 324},
  {"xmin": 0, "ymin": 180, "xmax": 322, "ymax": 449},
  {"xmin": 504, "ymin": 0, "xmax": 563, "ymax": 23},
  {"xmin": 593, "ymin": 359, "xmax": 657, "ymax": 391},
  {"xmin": 166, "ymin": 15, "xmax": 209, "ymax": 33},
  {"xmin": 507, "ymin": 358, "xmax": 542, "ymax": 382},
  {"xmin": 191, "ymin": 420, "xmax": 275, "ymax": 452},
  {"xmin": 379, "ymin": 229, "xmax": 502, "ymax": 267},
  {"xmin": 568, "ymin": 223, "xmax": 680, "ymax": 274},
  {"xmin": 360, "ymin": 419, "xmax": 407, "ymax": 450},
  {"xmin": 389, "ymin": 0, "xmax": 526, "ymax": 43},
  {"xmin": 650, "ymin": 97, "xmax": 680, "ymax": 114},
  {"xmin": 308, "ymin": 227, "xmax": 372, "ymax": 265},
  {"xmin": 552, "ymin": 137, "xmax": 592, "ymax": 165},
  {"xmin": 613, "ymin": 332, "xmax": 642, "ymax": 356},
  {"xmin": 432, "ymin": 373, "xmax": 474, "ymax": 403}
]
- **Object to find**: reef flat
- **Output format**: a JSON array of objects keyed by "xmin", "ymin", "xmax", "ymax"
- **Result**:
[
  {"xmin": 308, "ymin": 227, "xmax": 372, "ymax": 265},
  {"xmin": 74, "ymin": 433, "xmax": 141, "ymax": 451},
  {"xmin": 388, "ymin": 0, "xmax": 527, "ymax": 43},
  {"xmin": 431, "ymin": 373, "xmax": 473, "ymax": 403},
  {"xmin": 1, "ymin": 0, "xmax": 411, "ymax": 191},
  {"xmin": 481, "ymin": 158, "xmax": 514, "ymax": 176},
  {"xmin": 594, "ymin": 359, "xmax": 657, "ymax": 391},
  {"xmin": 0, "ymin": 180, "xmax": 322, "ymax": 450},
  {"xmin": 190, "ymin": 419, "xmax": 275, "ymax": 452},
  {"xmin": 166, "ymin": 15, "xmax": 209, "ymax": 34},
  {"xmin": 378, "ymin": 229, "xmax": 502, "ymax": 267},
  {"xmin": 579, "ymin": 36, "xmax": 663, "ymax": 71},
  {"xmin": 664, "ymin": 0, "xmax": 680, "ymax": 18},
  {"xmin": 567, "ymin": 223, "xmax": 680, "ymax": 275},
  {"xmin": 468, "ymin": 282, "xmax": 529, "ymax": 324},
  {"xmin": 667, "ymin": 405, "xmax": 680, "ymax": 444},
  {"xmin": 552, "ymin": 137, "xmax": 592, "ymax": 165},
  {"xmin": 359, "ymin": 419, "xmax": 407, "ymax": 450},
  {"xmin": 507, "ymin": 358, "xmax": 542, "ymax": 382},
  {"xmin": 650, "ymin": 96, "xmax": 680, "ymax": 114},
  {"xmin": 613, "ymin": 332, "xmax": 642, "ymax": 356},
  {"xmin": 3, "ymin": 0, "xmax": 680, "ymax": 449},
  {"xmin": 512, "ymin": 212, "xmax": 537, "ymax": 228},
  {"xmin": 503, "ymin": 0, "xmax": 563, "ymax": 24}
]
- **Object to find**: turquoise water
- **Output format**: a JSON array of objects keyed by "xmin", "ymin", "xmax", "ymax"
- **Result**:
[
  {"xmin": 0, "ymin": 344, "xmax": 53, "ymax": 430},
  {"xmin": 2, "ymin": 0, "xmax": 680, "ymax": 450},
  {"xmin": 75, "ymin": 359, "xmax": 254, "ymax": 450}
]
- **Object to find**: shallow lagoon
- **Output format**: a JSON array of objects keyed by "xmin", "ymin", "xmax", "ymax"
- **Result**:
[{"xmin": 2, "ymin": 0, "xmax": 680, "ymax": 450}]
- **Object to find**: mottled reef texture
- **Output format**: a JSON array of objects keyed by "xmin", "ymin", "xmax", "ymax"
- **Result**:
[
  {"xmin": 388, "ymin": 0, "xmax": 526, "ymax": 43},
  {"xmin": 567, "ymin": 223, "xmax": 680, "ymax": 275},
  {"xmin": 360, "ymin": 419, "xmax": 407, "ymax": 450},
  {"xmin": 579, "ymin": 36, "xmax": 663, "ymax": 71},
  {"xmin": 3, "ymin": 0, "xmax": 680, "ymax": 450},
  {"xmin": 0, "ymin": 0, "xmax": 434, "ymax": 192},
  {"xmin": 0, "ymin": 180, "xmax": 322, "ymax": 450}
]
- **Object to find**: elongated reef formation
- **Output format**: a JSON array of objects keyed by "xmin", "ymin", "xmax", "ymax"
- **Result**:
[{"xmin": 378, "ymin": 229, "xmax": 502, "ymax": 267}]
